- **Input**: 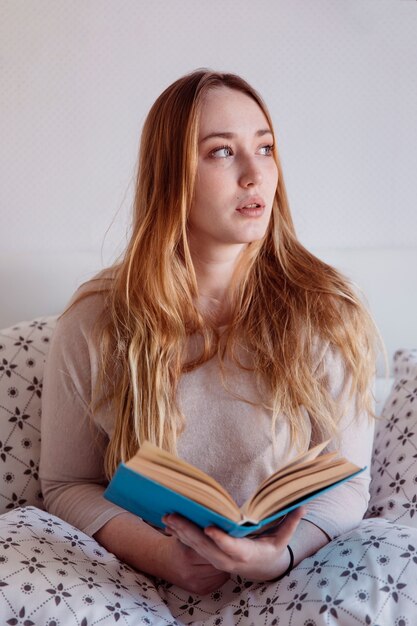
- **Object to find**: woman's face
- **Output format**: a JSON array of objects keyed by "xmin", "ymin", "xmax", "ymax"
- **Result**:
[{"xmin": 188, "ymin": 86, "xmax": 279, "ymax": 255}]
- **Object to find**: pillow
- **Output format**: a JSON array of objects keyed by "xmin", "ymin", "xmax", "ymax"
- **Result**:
[
  {"xmin": 392, "ymin": 348, "xmax": 417, "ymax": 379},
  {"xmin": 366, "ymin": 348, "xmax": 417, "ymax": 525},
  {"xmin": 1, "ymin": 506, "xmax": 417, "ymax": 625},
  {"xmin": 0, "ymin": 317, "xmax": 57, "ymax": 515},
  {"xmin": 0, "ymin": 506, "xmax": 176, "ymax": 625}
]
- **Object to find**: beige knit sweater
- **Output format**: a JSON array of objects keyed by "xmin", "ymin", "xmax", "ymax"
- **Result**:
[{"xmin": 39, "ymin": 281, "xmax": 374, "ymax": 539}]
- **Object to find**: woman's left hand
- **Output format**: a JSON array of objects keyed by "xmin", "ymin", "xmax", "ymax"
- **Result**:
[{"xmin": 162, "ymin": 506, "xmax": 305, "ymax": 582}]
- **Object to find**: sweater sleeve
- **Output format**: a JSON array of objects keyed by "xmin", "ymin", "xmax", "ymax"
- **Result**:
[
  {"xmin": 301, "ymin": 343, "xmax": 375, "ymax": 539},
  {"xmin": 39, "ymin": 290, "xmax": 126, "ymax": 537}
]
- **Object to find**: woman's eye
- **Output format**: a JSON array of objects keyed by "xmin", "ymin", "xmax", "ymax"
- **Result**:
[
  {"xmin": 259, "ymin": 144, "xmax": 274, "ymax": 156},
  {"xmin": 210, "ymin": 145, "xmax": 233, "ymax": 158}
]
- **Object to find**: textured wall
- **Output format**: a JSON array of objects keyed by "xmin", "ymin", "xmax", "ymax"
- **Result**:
[{"xmin": 1, "ymin": 0, "xmax": 416, "ymax": 259}]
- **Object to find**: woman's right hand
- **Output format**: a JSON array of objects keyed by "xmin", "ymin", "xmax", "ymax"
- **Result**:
[{"xmin": 159, "ymin": 533, "xmax": 230, "ymax": 594}]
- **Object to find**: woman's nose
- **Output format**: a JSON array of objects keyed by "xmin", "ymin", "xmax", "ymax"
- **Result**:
[{"xmin": 238, "ymin": 158, "xmax": 263, "ymax": 188}]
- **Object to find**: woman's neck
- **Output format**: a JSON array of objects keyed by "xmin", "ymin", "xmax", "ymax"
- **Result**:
[{"xmin": 189, "ymin": 242, "xmax": 246, "ymax": 325}]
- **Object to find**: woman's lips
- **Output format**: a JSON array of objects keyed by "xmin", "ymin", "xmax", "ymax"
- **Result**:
[
  {"xmin": 236, "ymin": 203, "xmax": 265, "ymax": 217},
  {"xmin": 236, "ymin": 196, "xmax": 265, "ymax": 217}
]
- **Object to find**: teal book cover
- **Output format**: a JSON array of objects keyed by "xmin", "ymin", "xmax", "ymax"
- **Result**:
[{"xmin": 103, "ymin": 463, "xmax": 365, "ymax": 538}]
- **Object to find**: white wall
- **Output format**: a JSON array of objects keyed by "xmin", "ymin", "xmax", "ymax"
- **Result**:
[{"xmin": 1, "ymin": 0, "xmax": 416, "ymax": 372}]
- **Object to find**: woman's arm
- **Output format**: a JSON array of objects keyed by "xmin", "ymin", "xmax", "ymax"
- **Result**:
[
  {"xmin": 94, "ymin": 512, "xmax": 229, "ymax": 594},
  {"xmin": 40, "ymin": 294, "xmax": 125, "ymax": 536},
  {"xmin": 40, "ymin": 294, "xmax": 228, "ymax": 594},
  {"xmin": 302, "ymin": 343, "xmax": 375, "ymax": 539}
]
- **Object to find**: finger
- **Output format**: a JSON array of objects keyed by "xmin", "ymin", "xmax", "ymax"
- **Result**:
[
  {"xmin": 261, "ymin": 506, "xmax": 306, "ymax": 546},
  {"xmin": 204, "ymin": 507, "xmax": 305, "ymax": 562},
  {"xmin": 204, "ymin": 506, "xmax": 305, "ymax": 553},
  {"xmin": 204, "ymin": 526, "xmax": 251, "ymax": 561},
  {"xmin": 163, "ymin": 513, "xmax": 207, "ymax": 541},
  {"xmin": 163, "ymin": 514, "xmax": 235, "ymax": 570},
  {"xmin": 167, "ymin": 526, "xmax": 208, "ymax": 556},
  {"xmin": 164, "ymin": 514, "xmax": 219, "ymax": 553}
]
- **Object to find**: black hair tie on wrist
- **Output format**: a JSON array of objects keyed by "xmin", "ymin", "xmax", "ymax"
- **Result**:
[{"xmin": 267, "ymin": 545, "xmax": 294, "ymax": 582}]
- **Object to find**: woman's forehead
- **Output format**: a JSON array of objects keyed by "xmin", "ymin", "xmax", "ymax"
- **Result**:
[{"xmin": 198, "ymin": 87, "xmax": 271, "ymax": 137}]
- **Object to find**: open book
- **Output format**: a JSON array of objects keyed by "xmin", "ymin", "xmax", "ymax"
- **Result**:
[{"xmin": 104, "ymin": 440, "xmax": 365, "ymax": 538}]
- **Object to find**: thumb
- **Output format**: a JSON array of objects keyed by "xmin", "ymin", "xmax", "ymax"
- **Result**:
[{"xmin": 264, "ymin": 506, "xmax": 306, "ymax": 546}]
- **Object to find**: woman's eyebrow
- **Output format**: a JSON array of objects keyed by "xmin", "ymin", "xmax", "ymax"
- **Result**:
[{"xmin": 200, "ymin": 129, "xmax": 273, "ymax": 143}]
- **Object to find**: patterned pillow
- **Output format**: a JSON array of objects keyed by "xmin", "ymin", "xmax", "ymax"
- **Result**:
[
  {"xmin": 0, "ymin": 317, "xmax": 57, "ymax": 515},
  {"xmin": 1, "ymin": 506, "xmax": 417, "ymax": 625},
  {"xmin": 366, "ymin": 349, "xmax": 417, "ymax": 525}
]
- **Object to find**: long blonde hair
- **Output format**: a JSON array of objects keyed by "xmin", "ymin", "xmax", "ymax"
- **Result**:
[{"xmin": 73, "ymin": 69, "xmax": 385, "ymax": 478}]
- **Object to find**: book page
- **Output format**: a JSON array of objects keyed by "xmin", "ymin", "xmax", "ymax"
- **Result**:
[
  {"xmin": 250, "ymin": 451, "xmax": 340, "ymax": 503},
  {"xmin": 247, "ymin": 460, "xmax": 360, "ymax": 520},
  {"xmin": 129, "ymin": 442, "xmax": 237, "ymax": 501},
  {"xmin": 131, "ymin": 442, "xmax": 232, "ymax": 491},
  {"xmin": 127, "ymin": 446, "xmax": 242, "ymax": 522},
  {"xmin": 246, "ymin": 456, "xmax": 345, "ymax": 511},
  {"xmin": 253, "ymin": 440, "xmax": 331, "ymax": 493}
]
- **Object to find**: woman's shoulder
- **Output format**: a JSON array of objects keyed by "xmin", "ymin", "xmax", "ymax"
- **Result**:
[
  {"xmin": 55, "ymin": 268, "xmax": 115, "ymax": 343},
  {"xmin": 69, "ymin": 267, "xmax": 114, "ymax": 303}
]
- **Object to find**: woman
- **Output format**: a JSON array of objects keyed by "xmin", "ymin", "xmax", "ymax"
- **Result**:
[{"xmin": 39, "ymin": 69, "xmax": 382, "ymax": 596}]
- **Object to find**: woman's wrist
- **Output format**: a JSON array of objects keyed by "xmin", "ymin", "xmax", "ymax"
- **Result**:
[{"xmin": 267, "ymin": 545, "xmax": 294, "ymax": 582}]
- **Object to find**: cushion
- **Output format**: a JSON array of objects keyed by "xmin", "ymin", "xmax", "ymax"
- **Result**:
[
  {"xmin": 366, "ymin": 348, "xmax": 417, "ymax": 525},
  {"xmin": 392, "ymin": 348, "xmax": 417, "ymax": 380},
  {"xmin": 0, "ymin": 506, "xmax": 175, "ymax": 625},
  {"xmin": 0, "ymin": 317, "xmax": 57, "ymax": 515},
  {"xmin": 0, "ymin": 506, "xmax": 417, "ymax": 625}
]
